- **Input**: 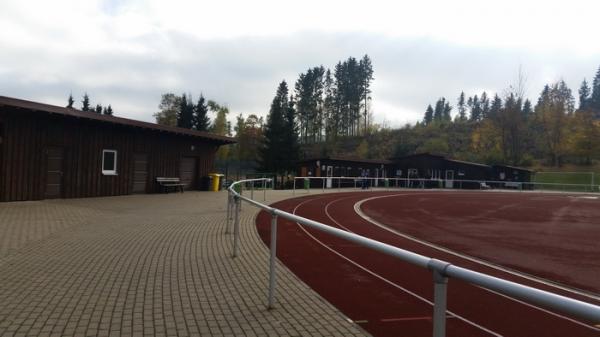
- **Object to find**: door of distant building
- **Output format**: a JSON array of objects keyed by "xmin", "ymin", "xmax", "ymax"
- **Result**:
[
  {"xmin": 45, "ymin": 147, "xmax": 64, "ymax": 198},
  {"xmin": 445, "ymin": 170, "xmax": 454, "ymax": 188},
  {"xmin": 326, "ymin": 166, "xmax": 333, "ymax": 188},
  {"xmin": 132, "ymin": 153, "xmax": 148, "ymax": 193},
  {"xmin": 180, "ymin": 157, "xmax": 197, "ymax": 190}
]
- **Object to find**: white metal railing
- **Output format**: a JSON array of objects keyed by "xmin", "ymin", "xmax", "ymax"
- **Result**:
[
  {"xmin": 226, "ymin": 178, "xmax": 600, "ymax": 337},
  {"xmin": 291, "ymin": 176, "xmax": 600, "ymax": 194}
]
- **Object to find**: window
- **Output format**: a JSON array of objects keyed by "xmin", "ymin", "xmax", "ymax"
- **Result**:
[{"xmin": 102, "ymin": 150, "xmax": 117, "ymax": 175}]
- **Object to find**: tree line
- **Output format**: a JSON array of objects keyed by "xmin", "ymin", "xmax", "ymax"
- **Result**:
[
  {"xmin": 295, "ymin": 55, "xmax": 374, "ymax": 143},
  {"xmin": 66, "ymin": 93, "xmax": 113, "ymax": 115},
  {"xmin": 406, "ymin": 65, "xmax": 600, "ymax": 167}
]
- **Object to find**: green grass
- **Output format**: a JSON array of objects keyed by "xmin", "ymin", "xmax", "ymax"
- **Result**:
[{"xmin": 533, "ymin": 172, "xmax": 597, "ymax": 185}]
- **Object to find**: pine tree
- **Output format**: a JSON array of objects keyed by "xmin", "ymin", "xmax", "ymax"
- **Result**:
[
  {"xmin": 591, "ymin": 66, "xmax": 600, "ymax": 112},
  {"xmin": 433, "ymin": 98, "xmax": 445, "ymax": 122},
  {"xmin": 443, "ymin": 101, "xmax": 452, "ymax": 121},
  {"xmin": 193, "ymin": 94, "xmax": 210, "ymax": 131},
  {"xmin": 177, "ymin": 94, "xmax": 194, "ymax": 129},
  {"xmin": 480, "ymin": 92, "xmax": 490, "ymax": 119},
  {"xmin": 423, "ymin": 105, "xmax": 434, "ymax": 125},
  {"xmin": 522, "ymin": 99, "xmax": 532, "ymax": 118},
  {"xmin": 81, "ymin": 93, "xmax": 90, "ymax": 111},
  {"xmin": 489, "ymin": 94, "xmax": 502, "ymax": 120},
  {"xmin": 470, "ymin": 95, "xmax": 482, "ymax": 121},
  {"xmin": 457, "ymin": 92, "xmax": 466, "ymax": 121},
  {"xmin": 578, "ymin": 79, "xmax": 591, "ymax": 111},
  {"xmin": 95, "ymin": 104, "xmax": 102, "ymax": 114},
  {"xmin": 359, "ymin": 54, "xmax": 374, "ymax": 133},
  {"xmin": 260, "ymin": 81, "xmax": 299, "ymax": 183},
  {"xmin": 67, "ymin": 94, "xmax": 74, "ymax": 108},
  {"xmin": 106, "ymin": 105, "xmax": 113, "ymax": 116}
]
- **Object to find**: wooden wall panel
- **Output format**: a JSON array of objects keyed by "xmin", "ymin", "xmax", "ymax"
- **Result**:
[{"xmin": 0, "ymin": 107, "xmax": 228, "ymax": 201}]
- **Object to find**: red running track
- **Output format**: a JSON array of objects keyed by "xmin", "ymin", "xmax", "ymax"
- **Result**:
[{"xmin": 255, "ymin": 191, "xmax": 600, "ymax": 337}]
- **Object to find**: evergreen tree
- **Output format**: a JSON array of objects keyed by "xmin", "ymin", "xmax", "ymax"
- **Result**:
[
  {"xmin": 522, "ymin": 99, "xmax": 532, "ymax": 117},
  {"xmin": 489, "ymin": 94, "xmax": 502, "ymax": 120},
  {"xmin": 443, "ymin": 101, "xmax": 452, "ymax": 121},
  {"xmin": 95, "ymin": 104, "xmax": 102, "ymax": 114},
  {"xmin": 480, "ymin": 92, "xmax": 490, "ymax": 119},
  {"xmin": 457, "ymin": 92, "xmax": 466, "ymax": 121},
  {"xmin": 81, "ymin": 93, "xmax": 90, "ymax": 111},
  {"xmin": 433, "ymin": 98, "xmax": 445, "ymax": 122},
  {"xmin": 177, "ymin": 94, "xmax": 194, "ymax": 129},
  {"xmin": 592, "ymin": 66, "xmax": 600, "ymax": 113},
  {"xmin": 193, "ymin": 94, "xmax": 210, "ymax": 131},
  {"xmin": 359, "ymin": 54, "xmax": 374, "ymax": 133},
  {"xmin": 423, "ymin": 105, "xmax": 434, "ymax": 125},
  {"xmin": 67, "ymin": 94, "xmax": 74, "ymax": 108},
  {"xmin": 578, "ymin": 79, "xmax": 591, "ymax": 111},
  {"xmin": 105, "ymin": 105, "xmax": 113, "ymax": 116},
  {"xmin": 260, "ymin": 81, "xmax": 299, "ymax": 184},
  {"xmin": 470, "ymin": 95, "xmax": 482, "ymax": 121}
]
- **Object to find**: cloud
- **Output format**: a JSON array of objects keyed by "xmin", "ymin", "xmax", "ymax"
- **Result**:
[{"xmin": 1, "ymin": 1, "xmax": 599, "ymax": 126}]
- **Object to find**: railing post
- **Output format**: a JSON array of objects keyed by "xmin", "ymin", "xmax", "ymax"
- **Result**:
[
  {"xmin": 338, "ymin": 177, "xmax": 341, "ymax": 191},
  {"xmin": 293, "ymin": 178, "xmax": 296, "ymax": 195},
  {"xmin": 322, "ymin": 178, "xmax": 325, "ymax": 193},
  {"xmin": 232, "ymin": 196, "xmax": 241, "ymax": 258},
  {"xmin": 251, "ymin": 181, "xmax": 254, "ymax": 200},
  {"xmin": 226, "ymin": 192, "xmax": 232, "ymax": 234},
  {"xmin": 268, "ymin": 213, "xmax": 278, "ymax": 309},
  {"xmin": 429, "ymin": 259, "xmax": 450, "ymax": 337},
  {"xmin": 263, "ymin": 179, "xmax": 267, "ymax": 201}
]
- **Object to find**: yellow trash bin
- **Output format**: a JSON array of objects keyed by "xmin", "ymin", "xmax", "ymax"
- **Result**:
[{"xmin": 208, "ymin": 173, "xmax": 224, "ymax": 191}]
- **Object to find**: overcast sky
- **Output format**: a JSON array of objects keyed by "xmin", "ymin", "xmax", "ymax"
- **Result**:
[{"xmin": 1, "ymin": 0, "xmax": 599, "ymax": 126}]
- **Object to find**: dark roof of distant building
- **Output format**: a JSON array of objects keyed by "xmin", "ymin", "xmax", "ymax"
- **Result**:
[
  {"xmin": 0, "ymin": 95, "xmax": 236, "ymax": 145},
  {"xmin": 492, "ymin": 164, "xmax": 534, "ymax": 172},
  {"xmin": 298, "ymin": 156, "xmax": 393, "ymax": 165}
]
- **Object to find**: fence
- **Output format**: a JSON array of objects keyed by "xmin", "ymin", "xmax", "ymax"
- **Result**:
[
  {"xmin": 226, "ymin": 178, "xmax": 600, "ymax": 337},
  {"xmin": 291, "ymin": 176, "xmax": 600, "ymax": 194}
]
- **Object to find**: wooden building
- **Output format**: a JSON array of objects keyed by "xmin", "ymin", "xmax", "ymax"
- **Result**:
[
  {"xmin": 0, "ymin": 96, "xmax": 235, "ymax": 202},
  {"xmin": 295, "ymin": 153, "xmax": 533, "ymax": 189}
]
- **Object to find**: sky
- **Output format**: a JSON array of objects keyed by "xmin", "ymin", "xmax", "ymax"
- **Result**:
[{"xmin": 1, "ymin": 0, "xmax": 599, "ymax": 127}]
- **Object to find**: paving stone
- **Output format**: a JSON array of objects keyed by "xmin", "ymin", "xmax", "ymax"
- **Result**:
[{"xmin": 0, "ymin": 191, "xmax": 370, "ymax": 337}]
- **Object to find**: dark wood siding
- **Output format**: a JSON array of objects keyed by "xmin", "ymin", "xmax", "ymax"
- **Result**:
[
  {"xmin": 45, "ymin": 147, "xmax": 64, "ymax": 198},
  {"xmin": 132, "ymin": 153, "xmax": 148, "ymax": 193},
  {"xmin": 0, "ymin": 107, "xmax": 224, "ymax": 201}
]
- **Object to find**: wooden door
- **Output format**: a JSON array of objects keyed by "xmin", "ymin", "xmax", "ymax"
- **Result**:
[
  {"xmin": 45, "ymin": 147, "xmax": 63, "ymax": 199},
  {"xmin": 132, "ymin": 153, "xmax": 148, "ymax": 193},
  {"xmin": 180, "ymin": 157, "xmax": 197, "ymax": 190}
]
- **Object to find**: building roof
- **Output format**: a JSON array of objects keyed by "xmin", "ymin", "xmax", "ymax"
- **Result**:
[
  {"xmin": 297, "ymin": 156, "xmax": 393, "ymax": 165},
  {"xmin": 492, "ymin": 164, "xmax": 534, "ymax": 173},
  {"xmin": 0, "ymin": 95, "xmax": 236, "ymax": 145}
]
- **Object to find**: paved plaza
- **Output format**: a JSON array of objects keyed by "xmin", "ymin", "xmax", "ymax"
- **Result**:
[{"xmin": 0, "ymin": 191, "xmax": 369, "ymax": 337}]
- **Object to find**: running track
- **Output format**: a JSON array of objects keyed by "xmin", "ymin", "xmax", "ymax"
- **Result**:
[{"xmin": 255, "ymin": 191, "xmax": 600, "ymax": 337}]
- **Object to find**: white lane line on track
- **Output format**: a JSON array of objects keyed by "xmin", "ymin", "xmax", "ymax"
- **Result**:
[
  {"xmin": 352, "ymin": 193, "xmax": 600, "ymax": 303},
  {"xmin": 293, "ymin": 196, "xmax": 503, "ymax": 337},
  {"xmin": 351, "ymin": 193, "xmax": 600, "ymax": 332}
]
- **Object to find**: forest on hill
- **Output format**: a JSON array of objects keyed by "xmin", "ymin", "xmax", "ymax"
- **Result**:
[{"xmin": 152, "ymin": 57, "xmax": 600, "ymax": 176}]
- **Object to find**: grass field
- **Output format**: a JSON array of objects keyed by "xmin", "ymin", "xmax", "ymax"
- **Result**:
[{"xmin": 533, "ymin": 171, "xmax": 598, "ymax": 185}]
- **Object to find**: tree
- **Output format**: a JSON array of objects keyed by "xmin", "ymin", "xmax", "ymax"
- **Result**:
[
  {"xmin": 457, "ymin": 92, "xmax": 467, "ymax": 121},
  {"xmin": 67, "ymin": 94, "xmax": 74, "ymax": 108},
  {"xmin": 95, "ymin": 104, "xmax": 102, "ymax": 114},
  {"xmin": 359, "ymin": 54, "xmax": 374, "ymax": 133},
  {"xmin": 105, "ymin": 105, "xmax": 113, "ymax": 116},
  {"xmin": 578, "ymin": 79, "xmax": 591, "ymax": 111},
  {"xmin": 154, "ymin": 93, "xmax": 181, "ymax": 126},
  {"xmin": 260, "ymin": 81, "xmax": 299, "ymax": 185},
  {"xmin": 81, "ymin": 93, "xmax": 90, "ymax": 111},
  {"xmin": 177, "ymin": 94, "xmax": 194, "ymax": 129},
  {"xmin": 193, "ymin": 94, "xmax": 210, "ymax": 131},
  {"xmin": 470, "ymin": 95, "xmax": 482, "ymax": 121},
  {"xmin": 423, "ymin": 105, "xmax": 434, "ymax": 125},
  {"xmin": 534, "ymin": 80, "xmax": 575, "ymax": 166},
  {"xmin": 591, "ymin": 66, "xmax": 600, "ymax": 114}
]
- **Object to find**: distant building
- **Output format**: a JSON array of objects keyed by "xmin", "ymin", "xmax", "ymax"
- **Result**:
[
  {"xmin": 0, "ymin": 96, "xmax": 235, "ymax": 202},
  {"xmin": 295, "ymin": 153, "xmax": 533, "ymax": 189}
]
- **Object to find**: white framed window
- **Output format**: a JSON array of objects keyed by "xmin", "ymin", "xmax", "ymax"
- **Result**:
[{"xmin": 102, "ymin": 150, "xmax": 117, "ymax": 175}]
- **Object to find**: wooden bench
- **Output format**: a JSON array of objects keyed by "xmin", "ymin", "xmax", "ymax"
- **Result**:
[{"xmin": 156, "ymin": 177, "xmax": 185, "ymax": 193}]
